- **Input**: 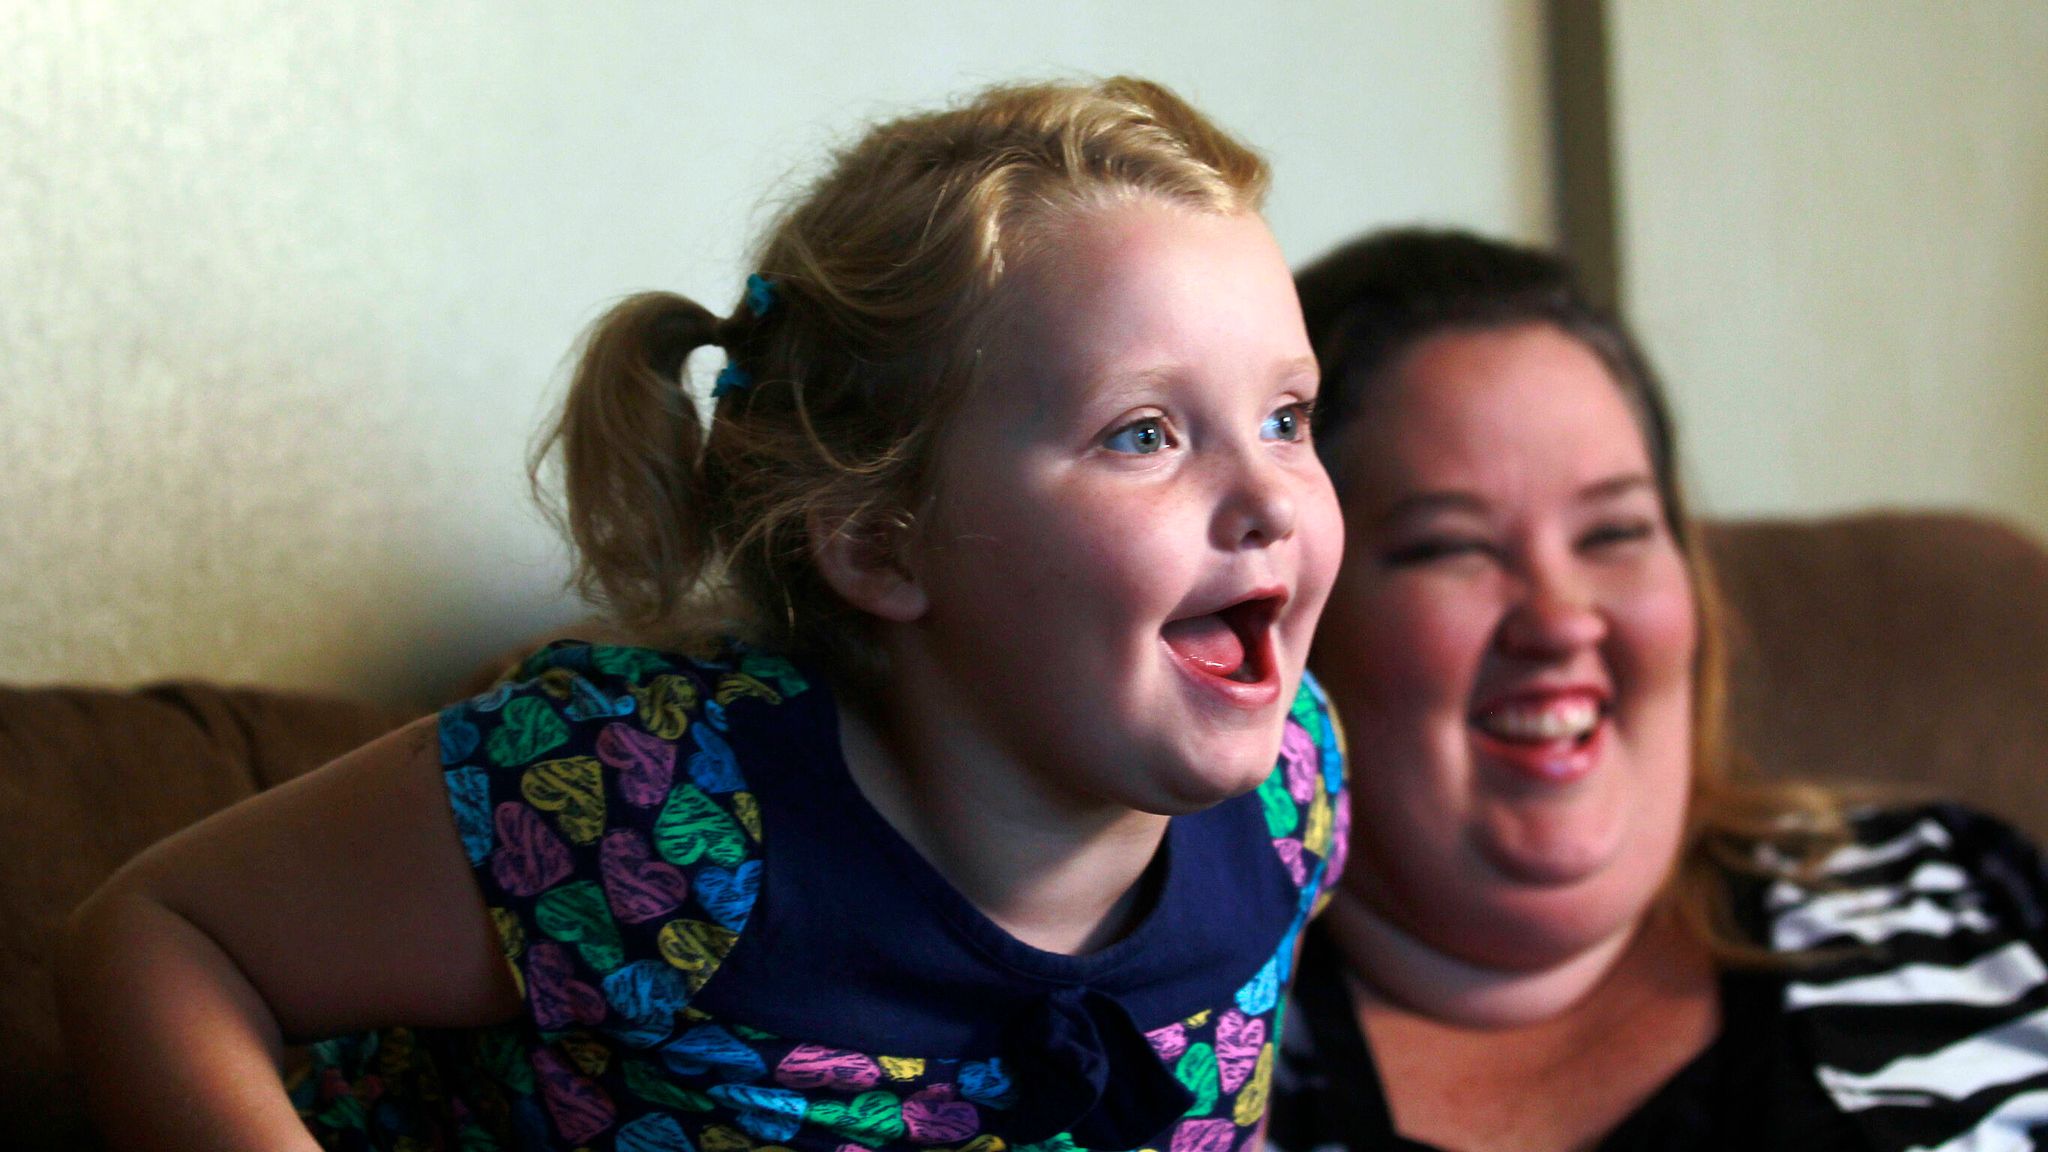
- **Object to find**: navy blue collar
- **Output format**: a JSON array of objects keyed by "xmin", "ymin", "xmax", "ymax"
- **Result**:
[{"xmin": 698, "ymin": 670, "xmax": 1297, "ymax": 1050}]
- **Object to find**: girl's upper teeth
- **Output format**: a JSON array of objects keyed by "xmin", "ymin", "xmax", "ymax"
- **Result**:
[{"xmin": 1478, "ymin": 697, "xmax": 1600, "ymax": 742}]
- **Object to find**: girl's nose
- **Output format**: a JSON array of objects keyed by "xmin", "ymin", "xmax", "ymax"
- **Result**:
[
  {"xmin": 1216, "ymin": 452, "xmax": 1299, "ymax": 549},
  {"xmin": 1496, "ymin": 565, "xmax": 1608, "ymax": 658}
]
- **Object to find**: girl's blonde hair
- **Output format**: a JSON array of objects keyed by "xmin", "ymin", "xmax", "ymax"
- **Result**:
[
  {"xmin": 532, "ymin": 77, "xmax": 1267, "ymax": 684},
  {"xmin": 1295, "ymin": 228, "xmax": 1850, "ymax": 965}
]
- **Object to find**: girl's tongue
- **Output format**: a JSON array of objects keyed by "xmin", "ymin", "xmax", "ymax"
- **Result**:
[{"xmin": 1162, "ymin": 613, "xmax": 1246, "ymax": 677}]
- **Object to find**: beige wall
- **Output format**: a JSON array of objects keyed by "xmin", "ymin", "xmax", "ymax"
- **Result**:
[
  {"xmin": 4, "ymin": 2, "xmax": 1550, "ymax": 704},
  {"xmin": 1610, "ymin": 2, "xmax": 2048, "ymax": 540}
]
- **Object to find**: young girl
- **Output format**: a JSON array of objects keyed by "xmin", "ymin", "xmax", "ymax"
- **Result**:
[{"xmin": 59, "ymin": 77, "xmax": 1347, "ymax": 1152}]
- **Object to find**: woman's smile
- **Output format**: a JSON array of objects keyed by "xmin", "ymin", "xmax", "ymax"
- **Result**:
[{"xmin": 1468, "ymin": 684, "xmax": 1609, "ymax": 784}]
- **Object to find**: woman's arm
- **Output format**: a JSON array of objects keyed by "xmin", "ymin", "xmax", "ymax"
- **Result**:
[{"xmin": 56, "ymin": 716, "xmax": 522, "ymax": 1151}]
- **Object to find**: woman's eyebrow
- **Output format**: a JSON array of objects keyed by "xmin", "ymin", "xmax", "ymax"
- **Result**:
[
  {"xmin": 1578, "ymin": 473, "xmax": 1657, "ymax": 503},
  {"xmin": 1373, "ymin": 490, "xmax": 1489, "ymax": 528}
]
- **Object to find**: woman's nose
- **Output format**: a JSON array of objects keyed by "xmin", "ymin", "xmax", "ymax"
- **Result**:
[
  {"xmin": 1496, "ymin": 563, "xmax": 1608, "ymax": 658},
  {"xmin": 1215, "ymin": 451, "xmax": 1299, "ymax": 549}
]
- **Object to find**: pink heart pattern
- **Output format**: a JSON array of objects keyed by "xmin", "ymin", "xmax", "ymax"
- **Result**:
[
  {"xmin": 1145, "ymin": 1021, "xmax": 1190, "ymax": 1062},
  {"xmin": 901, "ymin": 1084, "xmax": 980, "ymax": 1144},
  {"xmin": 1170, "ymin": 1117, "xmax": 1239, "ymax": 1152},
  {"xmin": 601, "ymin": 829, "xmax": 691, "ymax": 924},
  {"xmin": 534, "ymin": 1046, "xmax": 618, "ymax": 1144},
  {"xmin": 600, "ymin": 722, "xmax": 677, "ymax": 809},
  {"xmin": 1281, "ymin": 721, "xmax": 1318, "ymax": 804},
  {"xmin": 1328, "ymin": 785, "xmax": 1352, "ymax": 885},
  {"xmin": 527, "ymin": 940, "xmax": 608, "ymax": 1031},
  {"xmin": 1214, "ymin": 1011, "xmax": 1267, "ymax": 1094},
  {"xmin": 775, "ymin": 1045, "xmax": 883, "ymax": 1092},
  {"xmin": 492, "ymin": 802, "xmax": 573, "ymax": 897},
  {"xmin": 1273, "ymin": 838, "xmax": 1308, "ymax": 888}
]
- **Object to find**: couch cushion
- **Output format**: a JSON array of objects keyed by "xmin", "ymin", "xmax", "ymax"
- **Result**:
[
  {"xmin": 0, "ymin": 683, "xmax": 412, "ymax": 1151},
  {"xmin": 1707, "ymin": 512, "xmax": 2048, "ymax": 841}
]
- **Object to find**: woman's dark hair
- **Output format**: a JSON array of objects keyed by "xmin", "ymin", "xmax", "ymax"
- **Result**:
[
  {"xmin": 1296, "ymin": 227, "xmax": 1687, "ymax": 544},
  {"xmin": 1295, "ymin": 226, "xmax": 1848, "ymax": 965}
]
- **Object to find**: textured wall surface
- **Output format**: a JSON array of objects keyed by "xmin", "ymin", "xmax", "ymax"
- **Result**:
[
  {"xmin": 1611, "ymin": 2, "xmax": 2048, "ymax": 539},
  {"xmin": 3, "ymin": 2, "xmax": 1549, "ymax": 704}
]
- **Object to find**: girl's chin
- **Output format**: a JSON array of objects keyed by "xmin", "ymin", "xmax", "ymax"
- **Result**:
[{"xmin": 1145, "ymin": 759, "xmax": 1272, "ymax": 815}]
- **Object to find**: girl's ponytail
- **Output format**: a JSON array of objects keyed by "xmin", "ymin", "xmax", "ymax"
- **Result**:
[{"xmin": 535, "ymin": 292, "xmax": 723, "ymax": 634}]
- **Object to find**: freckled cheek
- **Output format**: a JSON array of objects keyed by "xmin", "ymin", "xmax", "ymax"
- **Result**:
[
  {"xmin": 1022, "ymin": 492, "xmax": 1187, "ymax": 614},
  {"xmin": 1295, "ymin": 486, "xmax": 1347, "ymax": 614}
]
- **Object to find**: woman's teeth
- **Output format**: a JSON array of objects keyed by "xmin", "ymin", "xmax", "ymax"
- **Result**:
[{"xmin": 1475, "ymin": 697, "xmax": 1602, "ymax": 744}]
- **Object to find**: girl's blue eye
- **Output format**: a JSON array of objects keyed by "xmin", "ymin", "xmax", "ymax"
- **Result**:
[
  {"xmin": 1261, "ymin": 403, "xmax": 1310, "ymax": 442},
  {"xmin": 1105, "ymin": 417, "xmax": 1170, "ymax": 455}
]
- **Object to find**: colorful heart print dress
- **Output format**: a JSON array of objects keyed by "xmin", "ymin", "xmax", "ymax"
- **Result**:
[{"xmin": 293, "ymin": 640, "xmax": 1347, "ymax": 1152}]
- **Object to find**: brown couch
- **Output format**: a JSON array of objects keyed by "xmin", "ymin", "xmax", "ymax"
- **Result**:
[{"xmin": 6, "ymin": 511, "xmax": 2047, "ymax": 1150}]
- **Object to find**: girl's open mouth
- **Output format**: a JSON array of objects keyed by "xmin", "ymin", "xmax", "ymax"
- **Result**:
[{"xmin": 1161, "ymin": 594, "xmax": 1283, "ymax": 686}]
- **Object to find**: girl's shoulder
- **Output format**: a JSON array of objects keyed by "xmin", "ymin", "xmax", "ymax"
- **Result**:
[
  {"xmin": 496, "ymin": 636, "xmax": 814, "ymax": 722},
  {"xmin": 442, "ymin": 637, "xmax": 819, "ymax": 777},
  {"xmin": 432, "ymin": 638, "xmax": 825, "ymax": 1028}
]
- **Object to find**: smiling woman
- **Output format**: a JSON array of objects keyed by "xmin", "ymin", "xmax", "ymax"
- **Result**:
[
  {"xmin": 1270, "ymin": 228, "xmax": 2048, "ymax": 1152},
  {"xmin": 1315, "ymin": 320, "xmax": 1698, "ymax": 1016}
]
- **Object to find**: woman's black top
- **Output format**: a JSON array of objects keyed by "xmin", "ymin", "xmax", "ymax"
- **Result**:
[
  {"xmin": 1270, "ymin": 805, "xmax": 2048, "ymax": 1152},
  {"xmin": 1268, "ymin": 924, "xmax": 1861, "ymax": 1150}
]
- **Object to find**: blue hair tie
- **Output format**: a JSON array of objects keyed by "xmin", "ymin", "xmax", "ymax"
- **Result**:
[
  {"xmin": 744, "ymin": 273, "xmax": 777, "ymax": 317},
  {"xmin": 712, "ymin": 275, "xmax": 776, "ymax": 399},
  {"xmin": 712, "ymin": 362, "xmax": 752, "ymax": 398}
]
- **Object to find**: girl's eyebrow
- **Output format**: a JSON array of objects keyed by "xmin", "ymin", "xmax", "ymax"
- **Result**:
[
  {"xmin": 1093, "ymin": 364, "xmax": 1182, "ymax": 397},
  {"xmin": 1277, "ymin": 354, "xmax": 1320, "ymax": 384},
  {"xmin": 1097, "ymin": 354, "xmax": 1319, "ymax": 393}
]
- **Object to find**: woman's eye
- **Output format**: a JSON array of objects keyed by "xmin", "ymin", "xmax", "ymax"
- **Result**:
[
  {"xmin": 1261, "ymin": 402, "xmax": 1313, "ymax": 443},
  {"xmin": 1104, "ymin": 417, "xmax": 1172, "ymax": 455},
  {"xmin": 1581, "ymin": 521, "xmax": 1656, "ymax": 550},
  {"xmin": 1384, "ymin": 538, "xmax": 1491, "ymax": 567}
]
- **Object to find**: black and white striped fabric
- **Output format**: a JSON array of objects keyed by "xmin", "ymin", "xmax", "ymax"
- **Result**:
[{"xmin": 1773, "ymin": 804, "xmax": 2048, "ymax": 1151}]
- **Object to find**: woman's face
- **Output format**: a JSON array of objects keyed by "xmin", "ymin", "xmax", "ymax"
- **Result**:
[{"xmin": 1314, "ymin": 322, "xmax": 1696, "ymax": 971}]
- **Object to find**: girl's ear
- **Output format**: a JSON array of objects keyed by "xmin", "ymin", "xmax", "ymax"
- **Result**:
[{"xmin": 809, "ymin": 507, "xmax": 929, "ymax": 623}]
